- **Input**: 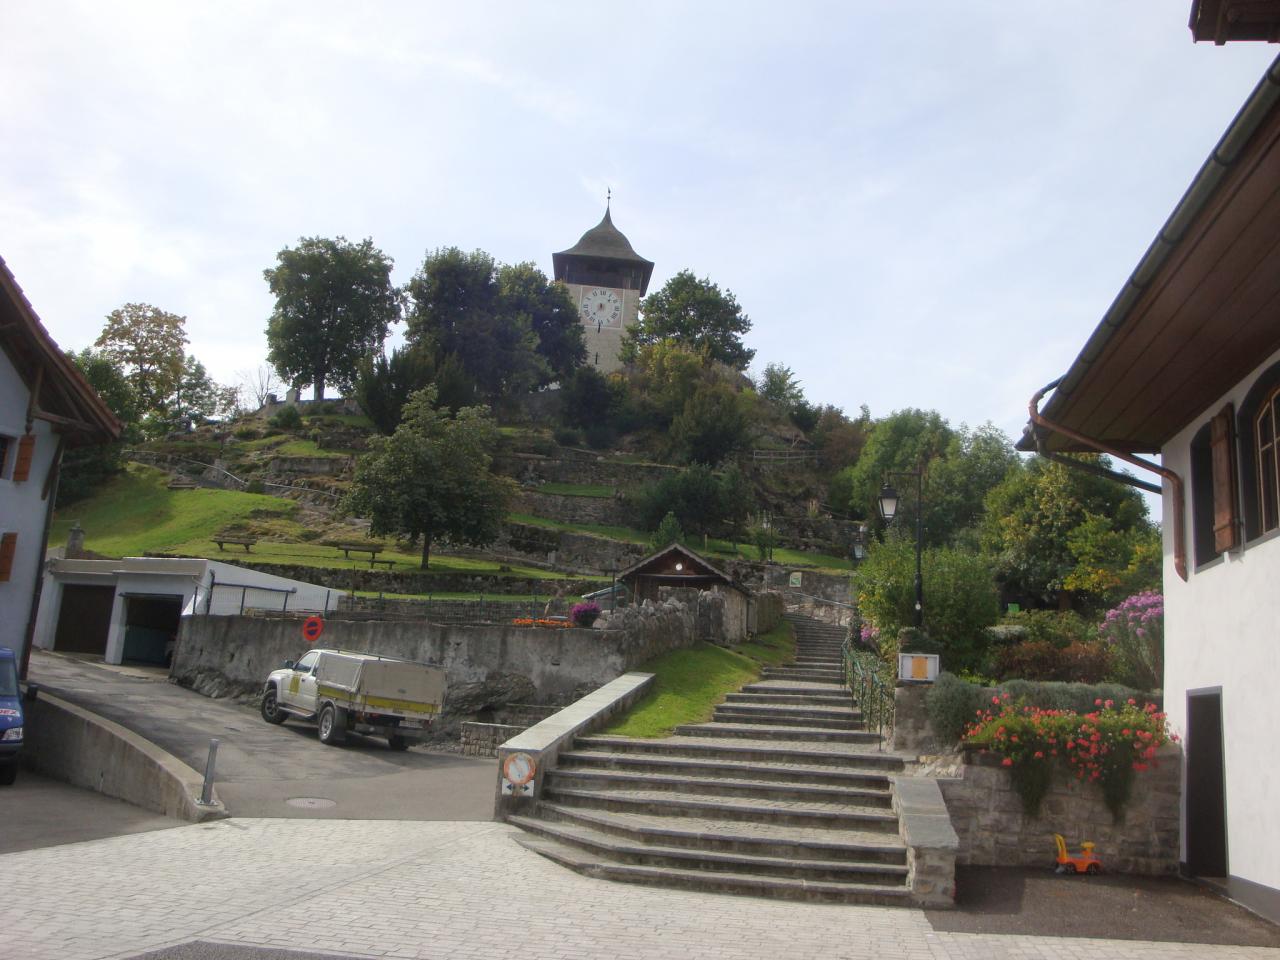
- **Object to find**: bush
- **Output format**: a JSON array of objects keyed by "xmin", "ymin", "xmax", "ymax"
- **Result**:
[
  {"xmin": 570, "ymin": 601, "xmax": 602, "ymax": 627},
  {"xmin": 925, "ymin": 672, "xmax": 1155, "ymax": 745},
  {"xmin": 233, "ymin": 426, "xmax": 260, "ymax": 440},
  {"xmin": 651, "ymin": 512, "xmax": 684, "ymax": 549},
  {"xmin": 553, "ymin": 426, "xmax": 582, "ymax": 447},
  {"xmin": 1002, "ymin": 609, "xmax": 1094, "ymax": 648},
  {"xmin": 244, "ymin": 479, "xmax": 266, "ymax": 494},
  {"xmin": 995, "ymin": 639, "xmax": 1112, "ymax": 683},
  {"xmin": 853, "ymin": 538, "xmax": 999, "ymax": 673},
  {"xmin": 1099, "ymin": 592, "xmax": 1163, "ymax": 691},
  {"xmin": 269, "ymin": 406, "xmax": 303, "ymax": 431}
]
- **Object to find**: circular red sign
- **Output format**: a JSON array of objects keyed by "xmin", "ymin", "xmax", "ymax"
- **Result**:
[{"xmin": 301, "ymin": 616, "xmax": 325, "ymax": 643}]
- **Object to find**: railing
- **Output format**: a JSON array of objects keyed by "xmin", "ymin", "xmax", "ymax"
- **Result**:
[
  {"xmin": 842, "ymin": 635, "xmax": 895, "ymax": 749},
  {"xmin": 749, "ymin": 448, "xmax": 818, "ymax": 464},
  {"xmin": 125, "ymin": 449, "xmax": 342, "ymax": 503},
  {"xmin": 332, "ymin": 594, "xmax": 585, "ymax": 624}
]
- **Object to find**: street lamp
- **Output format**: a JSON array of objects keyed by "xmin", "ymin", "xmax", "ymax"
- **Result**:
[
  {"xmin": 850, "ymin": 523, "xmax": 868, "ymax": 562},
  {"xmin": 878, "ymin": 469, "xmax": 924, "ymax": 629}
]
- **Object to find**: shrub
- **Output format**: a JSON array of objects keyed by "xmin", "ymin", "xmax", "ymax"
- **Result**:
[
  {"xmin": 926, "ymin": 672, "xmax": 986, "ymax": 743},
  {"xmin": 1099, "ymin": 591, "xmax": 1163, "ymax": 691},
  {"xmin": 244, "ymin": 479, "xmax": 267, "ymax": 494},
  {"xmin": 651, "ymin": 512, "xmax": 685, "ymax": 549},
  {"xmin": 233, "ymin": 426, "xmax": 260, "ymax": 440},
  {"xmin": 854, "ymin": 538, "xmax": 999, "ymax": 673},
  {"xmin": 269, "ymin": 406, "xmax": 303, "ymax": 431},
  {"xmin": 965, "ymin": 695, "xmax": 1174, "ymax": 818},
  {"xmin": 995, "ymin": 639, "xmax": 1112, "ymax": 683},
  {"xmin": 553, "ymin": 426, "xmax": 582, "ymax": 447},
  {"xmin": 1003, "ymin": 609, "xmax": 1094, "ymax": 648},
  {"xmin": 584, "ymin": 423, "xmax": 616, "ymax": 450}
]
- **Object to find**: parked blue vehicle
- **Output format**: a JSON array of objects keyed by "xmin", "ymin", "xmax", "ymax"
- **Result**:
[{"xmin": 0, "ymin": 647, "xmax": 36, "ymax": 786}]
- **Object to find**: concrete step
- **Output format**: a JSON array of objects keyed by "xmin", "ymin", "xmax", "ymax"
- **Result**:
[
  {"xmin": 508, "ymin": 815, "xmax": 909, "ymax": 887},
  {"xmin": 711, "ymin": 707, "xmax": 862, "ymax": 730},
  {"xmin": 573, "ymin": 735, "xmax": 904, "ymax": 771},
  {"xmin": 741, "ymin": 681, "xmax": 847, "ymax": 697},
  {"xmin": 758, "ymin": 670, "xmax": 845, "ymax": 684},
  {"xmin": 724, "ymin": 691, "xmax": 851, "ymax": 706},
  {"xmin": 555, "ymin": 749, "xmax": 895, "ymax": 789},
  {"xmin": 714, "ymin": 701, "xmax": 859, "ymax": 721},
  {"xmin": 535, "ymin": 803, "xmax": 908, "ymax": 862},
  {"xmin": 541, "ymin": 785, "xmax": 900, "ymax": 832},
  {"xmin": 513, "ymin": 834, "xmax": 912, "ymax": 905},
  {"xmin": 544, "ymin": 768, "xmax": 892, "ymax": 807},
  {"xmin": 673, "ymin": 721, "xmax": 882, "ymax": 745}
]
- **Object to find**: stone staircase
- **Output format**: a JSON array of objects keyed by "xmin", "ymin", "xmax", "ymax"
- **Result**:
[{"xmin": 508, "ymin": 612, "xmax": 915, "ymax": 904}]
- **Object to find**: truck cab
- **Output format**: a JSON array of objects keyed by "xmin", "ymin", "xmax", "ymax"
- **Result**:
[{"xmin": 0, "ymin": 648, "xmax": 36, "ymax": 786}]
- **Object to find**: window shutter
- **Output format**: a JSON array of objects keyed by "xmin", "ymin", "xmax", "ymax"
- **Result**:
[
  {"xmin": 1211, "ymin": 404, "xmax": 1239, "ymax": 553},
  {"xmin": 0, "ymin": 532, "xmax": 16, "ymax": 582},
  {"xmin": 12, "ymin": 434, "xmax": 35, "ymax": 482}
]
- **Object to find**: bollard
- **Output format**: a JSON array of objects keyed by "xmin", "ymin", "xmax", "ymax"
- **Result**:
[{"xmin": 199, "ymin": 738, "xmax": 220, "ymax": 805}]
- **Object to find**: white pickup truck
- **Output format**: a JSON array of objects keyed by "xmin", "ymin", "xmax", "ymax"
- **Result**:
[{"xmin": 260, "ymin": 648, "xmax": 447, "ymax": 750}]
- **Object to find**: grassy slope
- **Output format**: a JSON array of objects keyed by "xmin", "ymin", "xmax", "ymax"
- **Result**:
[
  {"xmin": 52, "ymin": 465, "xmax": 598, "ymax": 581},
  {"xmin": 602, "ymin": 621, "xmax": 797, "ymax": 738}
]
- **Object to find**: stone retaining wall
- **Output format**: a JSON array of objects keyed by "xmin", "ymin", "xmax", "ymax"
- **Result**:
[
  {"xmin": 939, "ymin": 745, "xmax": 1181, "ymax": 875},
  {"xmin": 217, "ymin": 558, "xmax": 601, "ymax": 597},
  {"xmin": 515, "ymin": 489, "xmax": 631, "ymax": 527},
  {"xmin": 496, "ymin": 454, "xmax": 679, "ymax": 487},
  {"xmin": 495, "ymin": 522, "xmax": 648, "ymax": 575},
  {"xmin": 461, "ymin": 722, "xmax": 523, "ymax": 757}
]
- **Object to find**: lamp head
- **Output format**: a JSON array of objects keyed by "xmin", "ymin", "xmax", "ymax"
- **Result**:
[{"xmin": 877, "ymin": 483, "xmax": 899, "ymax": 522}]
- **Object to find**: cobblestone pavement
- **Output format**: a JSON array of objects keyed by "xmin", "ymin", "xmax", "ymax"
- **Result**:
[{"xmin": 4, "ymin": 820, "xmax": 1279, "ymax": 960}]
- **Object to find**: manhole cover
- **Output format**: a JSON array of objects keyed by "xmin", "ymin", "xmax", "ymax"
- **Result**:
[{"xmin": 286, "ymin": 797, "xmax": 337, "ymax": 809}]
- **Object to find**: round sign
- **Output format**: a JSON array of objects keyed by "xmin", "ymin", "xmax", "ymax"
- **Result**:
[
  {"xmin": 503, "ymin": 752, "xmax": 537, "ymax": 787},
  {"xmin": 301, "ymin": 616, "xmax": 325, "ymax": 643}
]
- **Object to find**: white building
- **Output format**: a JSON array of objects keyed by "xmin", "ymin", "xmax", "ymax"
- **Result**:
[
  {"xmin": 0, "ymin": 257, "xmax": 120, "ymax": 675},
  {"xmin": 32, "ymin": 555, "xmax": 345, "ymax": 666},
  {"xmin": 1022, "ymin": 52, "xmax": 1280, "ymax": 922}
]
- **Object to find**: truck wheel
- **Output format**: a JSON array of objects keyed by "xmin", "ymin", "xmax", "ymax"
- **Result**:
[
  {"xmin": 260, "ymin": 687, "xmax": 288, "ymax": 725},
  {"xmin": 318, "ymin": 703, "xmax": 346, "ymax": 746},
  {"xmin": 387, "ymin": 734, "xmax": 409, "ymax": 751},
  {"xmin": 0, "ymin": 762, "xmax": 16, "ymax": 786}
]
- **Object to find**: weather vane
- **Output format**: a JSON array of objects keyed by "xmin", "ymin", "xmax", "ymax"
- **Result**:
[{"xmin": 606, "ymin": 187, "xmax": 611, "ymax": 209}]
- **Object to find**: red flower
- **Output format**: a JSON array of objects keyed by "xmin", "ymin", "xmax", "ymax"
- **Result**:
[
  {"xmin": 1034, "ymin": 751, "xmax": 1044, "ymax": 760},
  {"xmin": 1002, "ymin": 757, "xmax": 1013, "ymax": 767}
]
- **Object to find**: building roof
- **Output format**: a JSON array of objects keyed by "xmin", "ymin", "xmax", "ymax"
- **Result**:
[
  {"xmin": 0, "ymin": 256, "xmax": 121, "ymax": 447},
  {"xmin": 616, "ymin": 541, "xmax": 750, "ymax": 595},
  {"xmin": 1190, "ymin": 0, "xmax": 1280, "ymax": 44},
  {"xmin": 552, "ymin": 207, "xmax": 655, "ymax": 293},
  {"xmin": 1020, "ymin": 53, "xmax": 1280, "ymax": 454}
]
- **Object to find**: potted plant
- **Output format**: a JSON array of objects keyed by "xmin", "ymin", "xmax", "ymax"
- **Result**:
[{"xmin": 571, "ymin": 601, "xmax": 602, "ymax": 628}]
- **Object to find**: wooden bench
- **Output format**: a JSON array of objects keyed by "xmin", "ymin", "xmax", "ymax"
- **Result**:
[
  {"xmin": 369, "ymin": 558, "xmax": 396, "ymax": 570},
  {"xmin": 337, "ymin": 544, "xmax": 382, "ymax": 561},
  {"xmin": 213, "ymin": 536, "xmax": 257, "ymax": 552},
  {"xmin": 167, "ymin": 478, "xmax": 199, "ymax": 490}
]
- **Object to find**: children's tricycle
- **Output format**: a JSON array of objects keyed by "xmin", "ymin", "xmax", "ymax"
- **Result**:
[{"xmin": 1054, "ymin": 833, "xmax": 1101, "ymax": 874}]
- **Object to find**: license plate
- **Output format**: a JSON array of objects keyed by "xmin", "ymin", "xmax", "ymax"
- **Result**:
[{"xmin": 399, "ymin": 719, "xmax": 424, "ymax": 729}]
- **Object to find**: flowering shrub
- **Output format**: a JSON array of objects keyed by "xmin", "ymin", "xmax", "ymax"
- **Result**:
[
  {"xmin": 570, "ymin": 601, "xmax": 602, "ymax": 627},
  {"xmin": 965, "ymin": 695, "xmax": 1174, "ymax": 818},
  {"xmin": 858, "ymin": 622, "xmax": 881, "ymax": 650},
  {"xmin": 1099, "ymin": 592, "xmax": 1163, "ymax": 691}
]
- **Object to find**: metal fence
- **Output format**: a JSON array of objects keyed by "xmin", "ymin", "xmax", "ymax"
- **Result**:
[{"xmin": 332, "ymin": 594, "xmax": 584, "ymax": 624}]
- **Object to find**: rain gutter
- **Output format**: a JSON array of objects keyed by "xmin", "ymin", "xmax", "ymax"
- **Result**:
[{"xmin": 1029, "ymin": 378, "xmax": 1187, "ymax": 582}]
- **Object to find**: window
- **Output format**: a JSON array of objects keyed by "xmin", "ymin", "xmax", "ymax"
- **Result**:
[
  {"xmin": 295, "ymin": 650, "xmax": 320, "ymax": 673},
  {"xmin": 0, "ymin": 435, "xmax": 11, "ymax": 479},
  {"xmin": 1256, "ymin": 384, "xmax": 1280, "ymax": 534}
]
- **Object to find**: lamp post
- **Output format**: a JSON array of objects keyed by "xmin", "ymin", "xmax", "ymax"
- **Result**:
[
  {"xmin": 878, "ymin": 467, "xmax": 924, "ymax": 629},
  {"xmin": 850, "ymin": 523, "xmax": 867, "ymax": 562}
]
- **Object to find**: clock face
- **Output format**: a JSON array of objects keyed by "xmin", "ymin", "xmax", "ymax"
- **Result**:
[{"xmin": 581, "ymin": 287, "xmax": 623, "ymax": 331}]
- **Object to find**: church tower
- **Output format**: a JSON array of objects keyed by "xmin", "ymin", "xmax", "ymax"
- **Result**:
[{"xmin": 553, "ymin": 202, "xmax": 654, "ymax": 373}]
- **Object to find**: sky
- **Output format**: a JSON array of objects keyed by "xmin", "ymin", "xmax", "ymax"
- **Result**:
[{"xmin": 2, "ymin": 1, "xmax": 1276, "ymax": 467}]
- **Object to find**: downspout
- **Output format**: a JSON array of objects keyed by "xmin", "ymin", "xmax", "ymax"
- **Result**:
[{"xmin": 1029, "ymin": 378, "xmax": 1188, "ymax": 582}]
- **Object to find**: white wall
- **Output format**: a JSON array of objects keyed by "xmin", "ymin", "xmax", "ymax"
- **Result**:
[
  {"xmin": 0, "ymin": 346, "xmax": 59, "ymax": 657},
  {"xmin": 1162, "ymin": 344, "xmax": 1280, "ymax": 894}
]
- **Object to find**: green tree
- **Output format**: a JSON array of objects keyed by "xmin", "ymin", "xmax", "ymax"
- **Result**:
[
  {"xmin": 837, "ymin": 408, "xmax": 955, "ymax": 523},
  {"xmin": 264, "ymin": 236, "xmax": 399, "ymax": 400},
  {"xmin": 405, "ymin": 248, "xmax": 581, "ymax": 401},
  {"xmin": 919, "ymin": 424, "xmax": 1019, "ymax": 547},
  {"xmin": 559, "ymin": 365, "xmax": 617, "ymax": 430},
  {"xmin": 344, "ymin": 386, "xmax": 516, "ymax": 568},
  {"xmin": 497, "ymin": 261, "xmax": 586, "ymax": 383},
  {"xmin": 981, "ymin": 455, "xmax": 1153, "ymax": 609},
  {"xmin": 354, "ymin": 345, "xmax": 439, "ymax": 435},
  {"xmin": 633, "ymin": 463, "xmax": 754, "ymax": 538},
  {"xmin": 94, "ymin": 303, "xmax": 188, "ymax": 414},
  {"xmin": 57, "ymin": 349, "xmax": 138, "ymax": 506},
  {"xmin": 853, "ymin": 536, "xmax": 1000, "ymax": 672},
  {"xmin": 625, "ymin": 270, "xmax": 755, "ymax": 370},
  {"xmin": 651, "ymin": 511, "xmax": 685, "ymax": 550},
  {"xmin": 756, "ymin": 362, "xmax": 803, "ymax": 408},
  {"xmin": 669, "ymin": 381, "xmax": 754, "ymax": 465}
]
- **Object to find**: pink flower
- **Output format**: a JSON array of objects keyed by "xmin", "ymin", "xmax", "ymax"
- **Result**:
[{"xmin": 1002, "ymin": 757, "xmax": 1013, "ymax": 767}]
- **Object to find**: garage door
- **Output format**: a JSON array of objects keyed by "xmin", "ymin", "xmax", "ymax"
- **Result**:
[{"xmin": 53, "ymin": 585, "xmax": 116, "ymax": 655}]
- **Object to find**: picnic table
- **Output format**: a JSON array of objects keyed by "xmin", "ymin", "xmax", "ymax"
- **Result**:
[{"xmin": 212, "ymin": 536, "xmax": 257, "ymax": 552}]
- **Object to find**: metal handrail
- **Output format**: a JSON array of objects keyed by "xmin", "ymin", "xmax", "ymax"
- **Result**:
[
  {"xmin": 842, "ymin": 636, "xmax": 894, "ymax": 749},
  {"xmin": 786, "ymin": 590, "xmax": 855, "ymax": 609}
]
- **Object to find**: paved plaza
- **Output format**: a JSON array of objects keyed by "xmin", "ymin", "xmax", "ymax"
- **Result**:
[{"xmin": 4, "ymin": 819, "xmax": 1279, "ymax": 960}]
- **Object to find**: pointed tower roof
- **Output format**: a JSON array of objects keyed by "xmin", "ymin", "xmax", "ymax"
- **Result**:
[{"xmin": 553, "ymin": 205, "xmax": 655, "ymax": 294}]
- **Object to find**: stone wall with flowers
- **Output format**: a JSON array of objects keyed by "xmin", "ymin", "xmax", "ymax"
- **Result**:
[{"xmin": 938, "ymin": 744, "xmax": 1180, "ymax": 874}]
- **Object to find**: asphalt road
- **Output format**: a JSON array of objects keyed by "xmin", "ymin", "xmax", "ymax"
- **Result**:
[{"xmin": 27, "ymin": 651, "xmax": 497, "ymax": 820}]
